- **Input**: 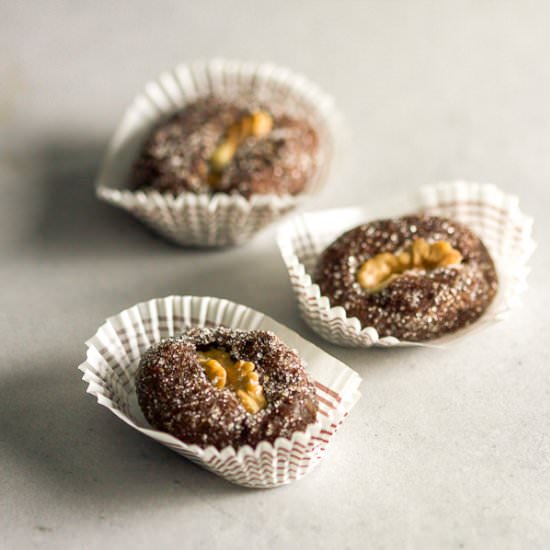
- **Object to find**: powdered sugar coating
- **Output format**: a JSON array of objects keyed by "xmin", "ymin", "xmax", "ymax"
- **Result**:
[
  {"xmin": 129, "ymin": 97, "xmax": 318, "ymax": 198},
  {"xmin": 136, "ymin": 327, "xmax": 319, "ymax": 450},
  {"xmin": 315, "ymin": 215, "xmax": 498, "ymax": 341}
]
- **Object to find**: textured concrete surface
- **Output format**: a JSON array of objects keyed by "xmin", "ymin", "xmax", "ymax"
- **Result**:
[{"xmin": 1, "ymin": 1, "xmax": 549, "ymax": 548}]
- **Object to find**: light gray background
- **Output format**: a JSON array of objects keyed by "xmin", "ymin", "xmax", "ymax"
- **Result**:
[{"xmin": 1, "ymin": 1, "xmax": 549, "ymax": 549}]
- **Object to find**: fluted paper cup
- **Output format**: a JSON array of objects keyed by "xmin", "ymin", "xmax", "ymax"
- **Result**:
[
  {"xmin": 79, "ymin": 296, "xmax": 361, "ymax": 488},
  {"xmin": 96, "ymin": 59, "xmax": 344, "ymax": 247},
  {"xmin": 277, "ymin": 181, "xmax": 536, "ymax": 348}
]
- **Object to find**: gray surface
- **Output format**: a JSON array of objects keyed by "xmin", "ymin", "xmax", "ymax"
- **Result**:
[{"xmin": 1, "ymin": 1, "xmax": 549, "ymax": 548}]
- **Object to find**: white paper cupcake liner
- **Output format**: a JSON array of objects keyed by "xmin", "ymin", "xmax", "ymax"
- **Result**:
[
  {"xmin": 277, "ymin": 181, "xmax": 536, "ymax": 348},
  {"xmin": 96, "ymin": 59, "xmax": 344, "ymax": 247},
  {"xmin": 79, "ymin": 296, "xmax": 361, "ymax": 488}
]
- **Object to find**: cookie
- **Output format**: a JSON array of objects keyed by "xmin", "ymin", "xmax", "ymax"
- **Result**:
[
  {"xmin": 130, "ymin": 97, "xmax": 318, "ymax": 198},
  {"xmin": 136, "ymin": 327, "xmax": 319, "ymax": 449},
  {"xmin": 314, "ymin": 215, "xmax": 498, "ymax": 341}
]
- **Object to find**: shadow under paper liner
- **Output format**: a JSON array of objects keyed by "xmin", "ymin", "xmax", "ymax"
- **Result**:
[
  {"xmin": 10, "ymin": 137, "xmax": 196, "ymax": 259},
  {"xmin": 0, "ymin": 362, "xmax": 250, "ymax": 515}
]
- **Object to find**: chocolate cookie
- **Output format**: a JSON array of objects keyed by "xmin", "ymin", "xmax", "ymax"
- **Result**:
[
  {"xmin": 129, "ymin": 97, "xmax": 318, "ymax": 198},
  {"xmin": 136, "ymin": 327, "xmax": 319, "ymax": 449},
  {"xmin": 315, "ymin": 215, "xmax": 498, "ymax": 341}
]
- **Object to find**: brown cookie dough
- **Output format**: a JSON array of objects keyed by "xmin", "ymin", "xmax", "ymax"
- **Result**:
[
  {"xmin": 129, "ymin": 96, "xmax": 318, "ymax": 198},
  {"xmin": 314, "ymin": 215, "xmax": 498, "ymax": 341},
  {"xmin": 136, "ymin": 327, "xmax": 319, "ymax": 449}
]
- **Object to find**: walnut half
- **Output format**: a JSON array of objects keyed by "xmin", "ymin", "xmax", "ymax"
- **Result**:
[
  {"xmin": 209, "ymin": 110, "xmax": 273, "ymax": 175},
  {"xmin": 197, "ymin": 349, "xmax": 267, "ymax": 414},
  {"xmin": 357, "ymin": 237, "xmax": 463, "ymax": 293}
]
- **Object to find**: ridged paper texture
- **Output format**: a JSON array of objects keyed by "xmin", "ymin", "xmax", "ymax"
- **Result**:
[
  {"xmin": 277, "ymin": 181, "xmax": 536, "ymax": 348},
  {"xmin": 96, "ymin": 59, "xmax": 344, "ymax": 247},
  {"xmin": 79, "ymin": 296, "xmax": 361, "ymax": 488}
]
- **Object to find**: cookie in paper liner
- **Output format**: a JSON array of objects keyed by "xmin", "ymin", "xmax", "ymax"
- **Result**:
[
  {"xmin": 96, "ymin": 59, "xmax": 344, "ymax": 247},
  {"xmin": 79, "ymin": 295, "xmax": 361, "ymax": 488},
  {"xmin": 277, "ymin": 181, "xmax": 535, "ymax": 347}
]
